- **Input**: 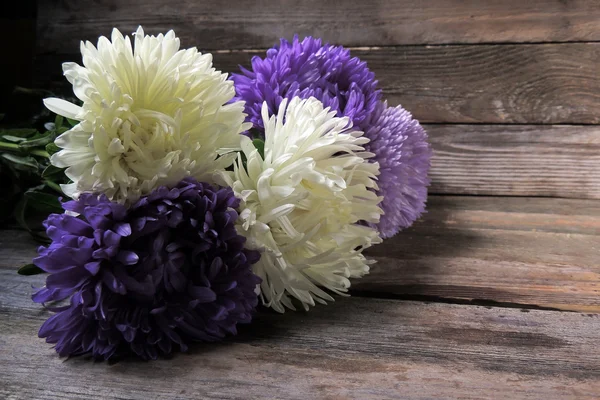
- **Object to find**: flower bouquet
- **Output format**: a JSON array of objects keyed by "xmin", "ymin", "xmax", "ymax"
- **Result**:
[{"xmin": 23, "ymin": 27, "xmax": 431, "ymax": 360}]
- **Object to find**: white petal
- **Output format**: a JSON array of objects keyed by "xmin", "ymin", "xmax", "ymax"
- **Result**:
[
  {"xmin": 43, "ymin": 98, "xmax": 83, "ymax": 120},
  {"xmin": 54, "ymin": 127, "xmax": 89, "ymax": 149},
  {"xmin": 232, "ymin": 96, "xmax": 382, "ymax": 312},
  {"xmin": 43, "ymin": 26, "xmax": 246, "ymax": 204},
  {"xmin": 59, "ymin": 182, "xmax": 78, "ymax": 198}
]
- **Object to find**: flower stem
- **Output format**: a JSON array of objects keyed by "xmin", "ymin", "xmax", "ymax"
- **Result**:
[
  {"xmin": 31, "ymin": 149, "xmax": 50, "ymax": 158},
  {"xmin": 0, "ymin": 141, "xmax": 50, "ymax": 159},
  {"xmin": 0, "ymin": 141, "xmax": 20, "ymax": 152}
]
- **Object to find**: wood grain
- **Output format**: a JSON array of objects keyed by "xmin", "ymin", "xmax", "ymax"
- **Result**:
[
  {"xmin": 2, "ymin": 196, "xmax": 599, "ymax": 312},
  {"xmin": 17, "ymin": 2, "xmax": 600, "ymax": 397},
  {"xmin": 423, "ymin": 195, "xmax": 600, "ymax": 234},
  {"xmin": 426, "ymin": 124, "xmax": 600, "ymax": 199},
  {"xmin": 0, "ymin": 229, "xmax": 38, "ymax": 269},
  {"xmin": 35, "ymin": 43, "xmax": 600, "ymax": 124},
  {"xmin": 211, "ymin": 44, "xmax": 600, "ymax": 124},
  {"xmin": 1, "ymin": 269, "xmax": 599, "ymax": 399},
  {"xmin": 37, "ymin": 0, "xmax": 600, "ymax": 52},
  {"xmin": 360, "ymin": 196, "xmax": 600, "ymax": 313},
  {"xmin": 7, "ymin": 119, "xmax": 597, "ymax": 202}
]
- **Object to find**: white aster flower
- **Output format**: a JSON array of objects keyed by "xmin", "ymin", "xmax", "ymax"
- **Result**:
[
  {"xmin": 44, "ymin": 26, "xmax": 249, "ymax": 204},
  {"xmin": 220, "ymin": 96, "xmax": 383, "ymax": 312}
]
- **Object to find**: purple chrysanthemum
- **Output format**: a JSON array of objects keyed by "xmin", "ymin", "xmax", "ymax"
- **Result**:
[
  {"xmin": 233, "ymin": 37, "xmax": 432, "ymax": 236},
  {"xmin": 232, "ymin": 36, "xmax": 381, "ymax": 135},
  {"xmin": 363, "ymin": 102, "xmax": 432, "ymax": 238},
  {"xmin": 32, "ymin": 178, "xmax": 261, "ymax": 360}
]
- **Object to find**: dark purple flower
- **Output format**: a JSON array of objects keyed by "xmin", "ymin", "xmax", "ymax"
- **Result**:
[
  {"xmin": 232, "ymin": 36, "xmax": 381, "ymax": 135},
  {"xmin": 364, "ymin": 102, "xmax": 432, "ymax": 237},
  {"xmin": 33, "ymin": 178, "xmax": 261, "ymax": 360}
]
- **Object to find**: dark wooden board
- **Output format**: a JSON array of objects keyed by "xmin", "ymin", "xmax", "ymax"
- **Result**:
[
  {"xmin": 1, "ymin": 268, "xmax": 599, "ymax": 399},
  {"xmin": 37, "ymin": 0, "xmax": 600, "ymax": 51},
  {"xmin": 35, "ymin": 43, "xmax": 600, "ymax": 124},
  {"xmin": 2, "ymin": 195, "xmax": 599, "ymax": 312},
  {"xmin": 427, "ymin": 124, "xmax": 600, "ymax": 199},
  {"xmin": 0, "ymin": 229, "xmax": 38, "ymax": 270},
  {"xmin": 360, "ymin": 196, "xmax": 600, "ymax": 313},
  {"xmin": 17, "ymin": 1, "xmax": 600, "ymax": 397}
]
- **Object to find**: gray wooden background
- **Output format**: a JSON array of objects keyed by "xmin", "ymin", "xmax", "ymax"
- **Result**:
[
  {"xmin": 0, "ymin": 1, "xmax": 598, "ymax": 399},
  {"xmin": 35, "ymin": 0, "xmax": 600, "ymax": 200}
]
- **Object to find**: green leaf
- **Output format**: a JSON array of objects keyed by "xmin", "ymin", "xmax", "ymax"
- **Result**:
[
  {"xmin": 42, "ymin": 164, "xmax": 65, "ymax": 178},
  {"xmin": 18, "ymin": 132, "xmax": 55, "ymax": 149},
  {"xmin": 24, "ymin": 190, "xmax": 62, "ymax": 213},
  {"xmin": 54, "ymin": 114, "xmax": 64, "ymax": 129},
  {"xmin": 252, "ymin": 138, "xmax": 265, "ymax": 159},
  {"xmin": 66, "ymin": 118, "xmax": 78, "ymax": 127},
  {"xmin": 1, "ymin": 153, "xmax": 39, "ymax": 171},
  {"xmin": 45, "ymin": 143, "xmax": 60, "ymax": 156},
  {"xmin": 13, "ymin": 193, "xmax": 52, "ymax": 243},
  {"xmin": 0, "ymin": 128, "xmax": 37, "ymax": 138},
  {"xmin": 17, "ymin": 263, "xmax": 45, "ymax": 276},
  {"xmin": 1, "ymin": 135, "xmax": 27, "ymax": 143},
  {"xmin": 248, "ymin": 128, "xmax": 262, "ymax": 140},
  {"xmin": 44, "ymin": 180, "xmax": 64, "ymax": 195}
]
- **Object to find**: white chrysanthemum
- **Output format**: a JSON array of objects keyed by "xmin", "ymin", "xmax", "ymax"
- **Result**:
[
  {"xmin": 220, "ymin": 97, "xmax": 383, "ymax": 312},
  {"xmin": 44, "ymin": 26, "xmax": 249, "ymax": 204}
]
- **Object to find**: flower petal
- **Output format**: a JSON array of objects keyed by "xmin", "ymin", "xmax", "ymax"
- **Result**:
[{"xmin": 43, "ymin": 98, "xmax": 83, "ymax": 120}]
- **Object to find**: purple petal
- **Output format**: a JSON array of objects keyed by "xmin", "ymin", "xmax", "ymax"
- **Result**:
[
  {"xmin": 188, "ymin": 286, "xmax": 217, "ymax": 303},
  {"xmin": 116, "ymin": 251, "xmax": 139, "ymax": 266}
]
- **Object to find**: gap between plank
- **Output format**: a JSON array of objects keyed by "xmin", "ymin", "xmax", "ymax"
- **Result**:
[
  {"xmin": 349, "ymin": 290, "xmax": 575, "ymax": 313},
  {"xmin": 212, "ymin": 41, "xmax": 600, "ymax": 54}
]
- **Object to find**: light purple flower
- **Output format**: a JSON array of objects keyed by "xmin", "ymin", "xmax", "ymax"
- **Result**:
[
  {"xmin": 363, "ymin": 102, "xmax": 432, "ymax": 237},
  {"xmin": 233, "ymin": 36, "xmax": 431, "ymax": 235},
  {"xmin": 33, "ymin": 178, "xmax": 261, "ymax": 360}
]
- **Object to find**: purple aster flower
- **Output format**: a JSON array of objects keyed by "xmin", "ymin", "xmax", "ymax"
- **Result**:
[
  {"xmin": 232, "ymin": 36, "xmax": 381, "ymax": 135},
  {"xmin": 363, "ymin": 102, "xmax": 432, "ymax": 238},
  {"xmin": 233, "ymin": 37, "xmax": 432, "ymax": 235},
  {"xmin": 32, "ymin": 178, "xmax": 261, "ymax": 360}
]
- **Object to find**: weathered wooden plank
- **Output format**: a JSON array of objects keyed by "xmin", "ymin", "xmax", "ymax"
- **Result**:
[
  {"xmin": 423, "ymin": 195, "xmax": 600, "ymax": 234},
  {"xmin": 0, "ymin": 229, "xmax": 38, "ymax": 269},
  {"xmin": 427, "ymin": 124, "xmax": 600, "ymax": 199},
  {"xmin": 1, "ymin": 270, "xmax": 598, "ymax": 399},
  {"xmin": 37, "ymin": 0, "xmax": 600, "ymax": 52},
  {"xmin": 4, "ymin": 120, "xmax": 599, "ymax": 200},
  {"xmin": 36, "ymin": 43, "xmax": 600, "ymax": 124},
  {"xmin": 360, "ymin": 196, "xmax": 600, "ymax": 313},
  {"xmin": 2, "ymin": 196, "xmax": 599, "ymax": 311},
  {"xmin": 210, "ymin": 44, "xmax": 600, "ymax": 124}
]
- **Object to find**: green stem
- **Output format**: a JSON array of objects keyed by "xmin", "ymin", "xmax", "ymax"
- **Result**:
[
  {"xmin": 31, "ymin": 149, "xmax": 50, "ymax": 158},
  {"xmin": 14, "ymin": 86, "xmax": 54, "ymax": 97},
  {"xmin": 0, "ymin": 141, "xmax": 20, "ymax": 151},
  {"xmin": 0, "ymin": 142, "xmax": 50, "ymax": 159}
]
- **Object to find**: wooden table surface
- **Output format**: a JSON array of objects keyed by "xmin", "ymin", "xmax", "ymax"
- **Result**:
[
  {"xmin": 1, "ymin": 0, "xmax": 600, "ymax": 398},
  {"xmin": 1, "ymin": 195, "xmax": 599, "ymax": 399}
]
